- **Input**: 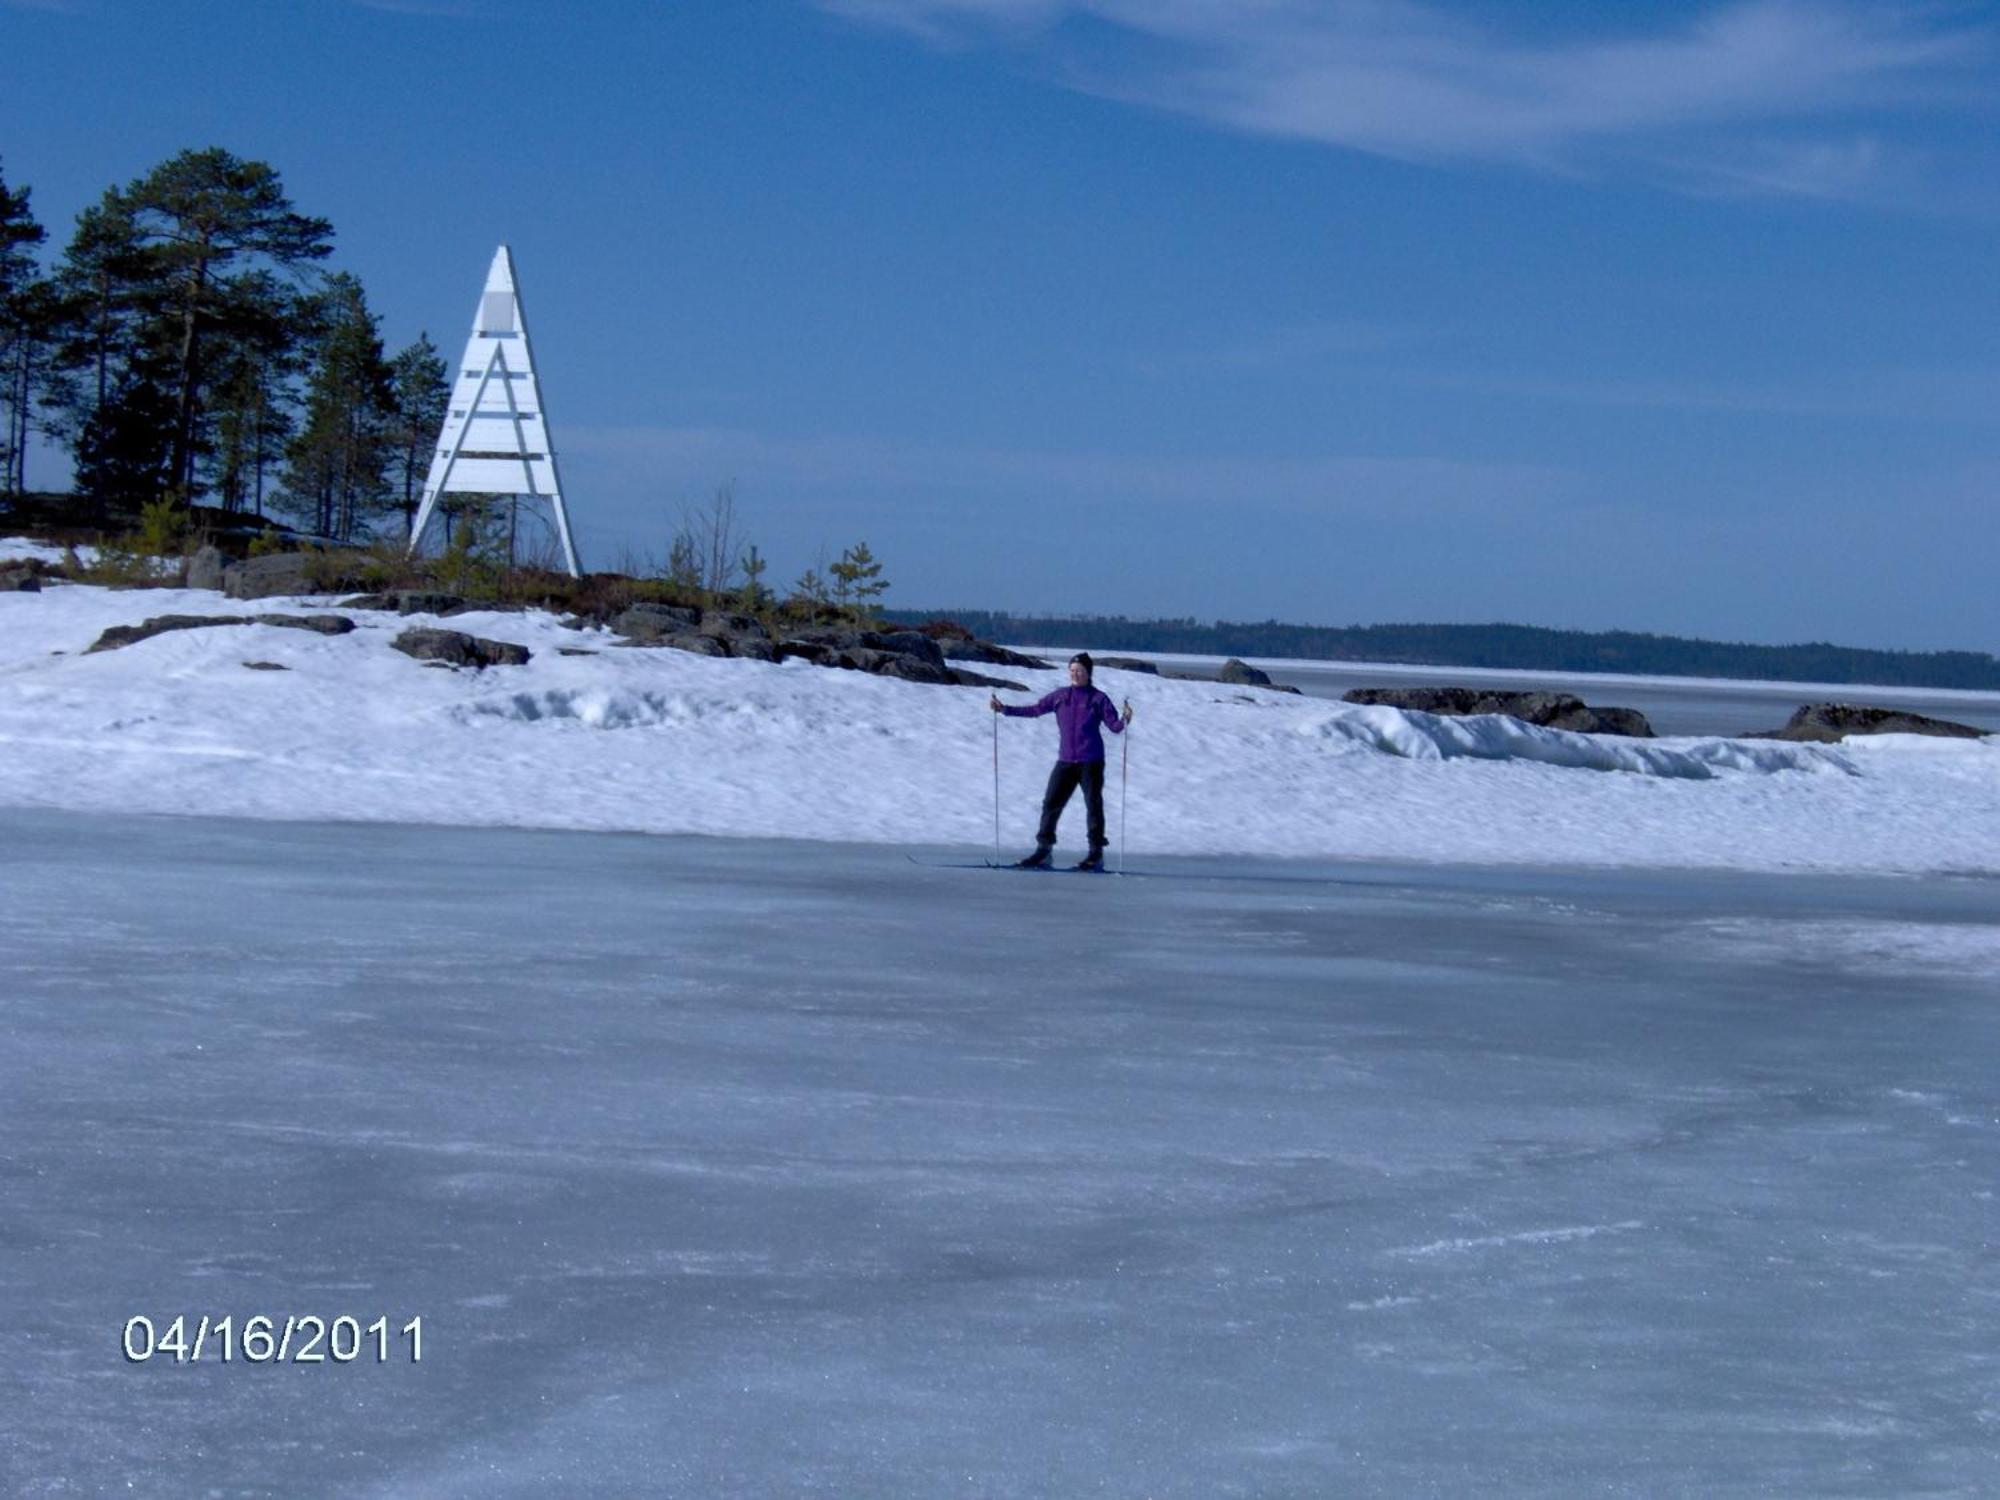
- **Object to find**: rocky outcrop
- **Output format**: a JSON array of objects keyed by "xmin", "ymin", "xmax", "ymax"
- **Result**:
[
  {"xmin": 185, "ymin": 545, "xmax": 226, "ymax": 592},
  {"xmin": 339, "ymin": 590, "xmax": 469, "ymax": 616},
  {"xmin": 1342, "ymin": 686, "xmax": 1655, "ymax": 738},
  {"xmin": 607, "ymin": 603, "xmax": 702, "ymax": 641},
  {"xmin": 607, "ymin": 610, "xmax": 1022, "ymax": 688},
  {"xmin": 86, "ymin": 612, "xmax": 356, "ymax": 653},
  {"xmin": 222, "ymin": 553, "xmax": 320, "ymax": 600},
  {"xmin": 615, "ymin": 632, "xmax": 727, "ymax": 657},
  {"xmin": 933, "ymin": 634, "xmax": 1050, "ymax": 670},
  {"xmin": 0, "ymin": 561, "xmax": 44, "ymax": 592},
  {"xmin": 1744, "ymin": 703, "xmax": 1990, "ymax": 743},
  {"xmin": 390, "ymin": 627, "xmax": 530, "ymax": 669},
  {"xmin": 1212, "ymin": 658, "xmax": 1300, "ymax": 692},
  {"xmin": 950, "ymin": 667, "xmax": 1030, "ymax": 692},
  {"xmin": 1097, "ymin": 656, "xmax": 1159, "ymax": 674}
]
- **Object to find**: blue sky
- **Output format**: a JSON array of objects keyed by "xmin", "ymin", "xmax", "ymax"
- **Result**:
[{"xmin": 4, "ymin": 0, "xmax": 1996, "ymax": 649}]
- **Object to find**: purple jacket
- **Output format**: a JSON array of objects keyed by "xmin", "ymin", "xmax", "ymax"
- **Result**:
[{"xmin": 1003, "ymin": 685, "xmax": 1126, "ymax": 763}]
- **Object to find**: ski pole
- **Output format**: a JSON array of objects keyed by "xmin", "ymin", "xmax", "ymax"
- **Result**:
[
  {"xmin": 992, "ymin": 704, "xmax": 1001, "ymax": 863},
  {"xmin": 1119, "ymin": 701, "xmax": 1131, "ymax": 876}
]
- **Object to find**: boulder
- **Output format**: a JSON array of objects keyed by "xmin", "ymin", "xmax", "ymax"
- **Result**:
[
  {"xmin": 699, "ymin": 609, "xmax": 771, "ymax": 642},
  {"xmin": 611, "ymin": 603, "xmax": 702, "ymax": 641},
  {"xmin": 401, "ymin": 592, "xmax": 467, "ymax": 616},
  {"xmin": 1219, "ymin": 658, "xmax": 1273, "ymax": 687},
  {"xmin": 338, "ymin": 590, "xmax": 469, "ymax": 616},
  {"xmin": 221, "ymin": 553, "xmax": 316, "ymax": 600},
  {"xmin": 1343, "ymin": 686, "xmax": 1655, "ymax": 738},
  {"xmin": 951, "ymin": 667, "xmax": 1030, "ymax": 692},
  {"xmin": 1745, "ymin": 703, "xmax": 1990, "ymax": 743},
  {"xmin": 185, "ymin": 544, "xmax": 226, "ymax": 592},
  {"xmin": 241, "ymin": 661, "xmax": 289, "ymax": 671},
  {"xmin": 1096, "ymin": 656, "xmax": 1159, "ymax": 675},
  {"xmin": 646, "ymin": 632, "xmax": 728, "ymax": 657},
  {"xmin": 777, "ymin": 640, "xmax": 835, "ymax": 666},
  {"xmin": 936, "ymin": 636, "xmax": 1050, "ymax": 669},
  {"xmin": 390, "ymin": 627, "xmax": 531, "ymax": 669},
  {"xmin": 860, "ymin": 629, "xmax": 946, "ymax": 671},
  {"xmin": 870, "ymin": 652, "xmax": 956, "ymax": 685},
  {"xmin": 0, "ymin": 562, "xmax": 43, "ymax": 592},
  {"xmin": 88, "ymin": 614, "xmax": 240, "ymax": 652}
]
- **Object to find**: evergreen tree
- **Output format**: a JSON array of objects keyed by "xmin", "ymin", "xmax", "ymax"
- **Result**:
[
  {"xmin": 280, "ymin": 272, "xmax": 391, "ymax": 541},
  {"xmin": 44, "ymin": 199, "xmax": 152, "ymax": 480},
  {"xmin": 201, "ymin": 270, "xmax": 309, "ymax": 515},
  {"xmin": 112, "ymin": 147, "xmax": 332, "ymax": 502},
  {"xmin": 0, "ymin": 162, "xmax": 50, "ymax": 495},
  {"xmin": 384, "ymin": 333, "xmax": 448, "ymax": 534},
  {"xmin": 829, "ymin": 541, "xmax": 888, "ymax": 614}
]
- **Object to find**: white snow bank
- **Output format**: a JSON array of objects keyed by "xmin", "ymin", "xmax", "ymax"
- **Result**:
[
  {"xmin": 1, "ymin": 579, "xmax": 1996, "ymax": 875},
  {"xmin": 0, "ymin": 536, "xmax": 76, "ymax": 566},
  {"xmin": 1306, "ymin": 703, "xmax": 1853, "ymax": 779}
]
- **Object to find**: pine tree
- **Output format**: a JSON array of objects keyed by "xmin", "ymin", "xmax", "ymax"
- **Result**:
[
  {"xmin": 112, "ymin": 147, "xmax": 333, "ymax": 503},
  {"xmin": 44, "ymin": 198, "xmax": 157, "ymax": 517},
  {"xmin": 829, "ymin": 541, "xmax": 888, "ymax": 618},
  {"xmin": 0, "ymin": 161, "xmax": 50, "ymax": 495},
  {"xmin": 384, "ymin": 333, "xmax": 448, "ymax": 535},
  {"xmin": 280, "ymin": 273, "xmax": 391, "ymax": 541},
  {"xmin": 738, "ymin": 543, "xmax": 771, "ymax": 612}
]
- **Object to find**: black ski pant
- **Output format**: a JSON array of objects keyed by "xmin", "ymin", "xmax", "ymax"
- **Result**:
[{"xmin": 1035, "ymin": 759, "xmax": 1106, "ymax": 852}]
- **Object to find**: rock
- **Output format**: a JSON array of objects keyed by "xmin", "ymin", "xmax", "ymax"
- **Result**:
[
  {"xmin": 87, "ymin": 614, "xmax": 244, "ymax": 652},
  {"xmin": 936, "ymin": 636, "xmax": 1050, "ymax": 669},
  {"xmin": 241, "ymin": 661, "xmax": 289, "ymax": 671},
  {"xmin": 1343, "ymin": 686, "xmax": 1655, "ymax": 738},
  {"xmin": 557, "ymin": 647, "xmax": 597, "ymax": 657},
  {"xmin": 644, "ymin": 632, "xmax": 728, "ymax": 657},
  {"xmin": 399, "ymin": 592, "xmax": 467, "ymax": 615},
  {"xmin": 950, "ymin": 667, "xmax": 1030, "ymax": 692},
  {"xmin": 860, "ymin": 629, "xmax": 946, "ymax": 671},
  {"xmin": 699, "ymin": 609, "xmax": 771, "ymax": 642},
  {"xmin": 1218, "ymin": 658, "xmax": 1273, "ymax": 687},
  {"xmin": 1575, "ymin": 705, "xmax": 1654, "ymax": 738},
  {"xmin": 870, "ymin": 652, "xmax": 956, "ymax": 685},
  {"xmin": 777, "ymin": 640, "xmax": 835, "ymax": 666},
  {"xmin": 221, "ymin": 553, "xmax": 316, "ymax": 600},
  {"xmin": 1745, "ymin": 702, "xmax": 1990, "ymax": 743},
  {"xmin": 394, "ymin": 591, "xmax": 469, "ymax": 616},
  {"xmin": 87, "ymin": 611, "xmax": 357, "ymax": 653},
  {"xmin": 0, "ymin": 562, "xmax": 43, "ymax": 592},
  {"xmin": 1096, "ymin": 656, "xmax": 1159, "ymax": 674},
  {"xmin": 185, "ymin": 545, "xmax": 226, "ymax": 591},
  {"xmin": 390, "ymin": 627, "xmax": 531, "ymax": 668},
  {"xmin": 611, "ymin": 603, "xmax": 702, "ymax": 641},
  {"xmin": 252, "ymin": 613, "xmax": 354, "ymax": 635},
  {"xmin": 339, "ymin": 592, "xmax": 401, "ymax": 612}
]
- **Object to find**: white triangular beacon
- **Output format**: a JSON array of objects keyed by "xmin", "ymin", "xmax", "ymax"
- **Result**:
[{"xmin": 407, "ymin": 245, "xmax": 581, "ymax": 576}]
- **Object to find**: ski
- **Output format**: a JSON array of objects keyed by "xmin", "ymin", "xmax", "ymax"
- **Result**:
[{"xmin": 905, "ymin": 855, "xmax": 1117, "ymax": 875}]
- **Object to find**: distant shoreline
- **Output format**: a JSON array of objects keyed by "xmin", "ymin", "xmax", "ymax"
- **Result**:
[{"xmin": 882, "ymin": 611, "xmax": 2000, "ymax": 693}]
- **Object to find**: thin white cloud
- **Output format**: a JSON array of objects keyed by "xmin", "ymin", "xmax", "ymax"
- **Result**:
[{"xmin": 816, "ymin": 0, "xmax": 1987, "ymax": 196}]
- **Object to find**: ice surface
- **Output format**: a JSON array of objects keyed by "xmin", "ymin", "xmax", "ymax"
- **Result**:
[{"xmin": 2, "ymin": 810, "xmax": 1994, "ymax": 1496}]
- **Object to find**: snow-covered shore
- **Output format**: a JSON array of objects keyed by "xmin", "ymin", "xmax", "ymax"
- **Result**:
[{"xmin": 2, "ymin": 544, "xmax": 1996, "ymax": 876}]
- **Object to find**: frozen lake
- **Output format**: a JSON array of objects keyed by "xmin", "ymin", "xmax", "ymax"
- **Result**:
[
  {"xmin": 1028, "ymin": 648, "xmax": 2000, "ymax": 739},
  {"xmin": 2, "ymin": 809, "xmax": 1995, "ymax": 1497}
]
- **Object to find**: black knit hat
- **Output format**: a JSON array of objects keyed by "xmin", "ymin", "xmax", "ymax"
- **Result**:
[{"xmin": 1069, "ymin": 652, "xmax": 1093, "ymax": 679}]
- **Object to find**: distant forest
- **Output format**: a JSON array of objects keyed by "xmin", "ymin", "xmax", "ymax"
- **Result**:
[{"xmin": 881, "ymin": 612, "xmax": 2000, "ymax": 691}]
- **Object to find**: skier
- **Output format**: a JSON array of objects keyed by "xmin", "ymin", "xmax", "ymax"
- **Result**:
[{"xmin": 989, "ymin": 652, "xmax": 1133, "ymax": 871}]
